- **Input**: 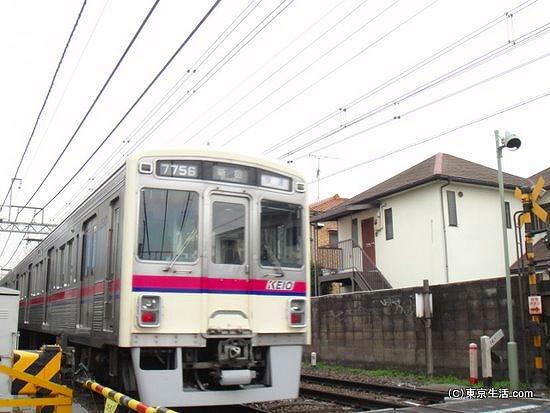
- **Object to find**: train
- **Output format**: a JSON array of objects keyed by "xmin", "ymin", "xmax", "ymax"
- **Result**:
[{"xmin": 0, "ymin": 148, "xmax": 310, "ymax": 407}]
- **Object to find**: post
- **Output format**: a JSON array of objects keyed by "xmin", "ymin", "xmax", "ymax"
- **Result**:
[
  {"xmin": 310, "ymin": 352, "xmax": 317, "ymax": 367},
  {"xmin": 480, "ymin": 335, "xmax": 493, "ymax": 388},
  {"xmin": 469, "ymin": 343, "xmax": 478, "ymax": 384},
  {"xmin": 495, "ymin": 130, "xmax": 519, "ymax": 389},
  {"xmin": 423, "ymin": 280, "xmax": 433, "ymax": 377}
]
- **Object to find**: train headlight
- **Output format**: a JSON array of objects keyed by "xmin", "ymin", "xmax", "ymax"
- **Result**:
[
  {"xmin": 288, "ymin": 298, "xmax": 306, "ymax": 328},
  {"xmin": 138, "ymin": 295, "xmax": 160, "ymax": 327}
]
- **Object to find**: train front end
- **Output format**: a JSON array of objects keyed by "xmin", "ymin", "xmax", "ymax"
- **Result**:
[{"xmin": 118, "ymin": 149, "xmax": 310, "ymax": 407}]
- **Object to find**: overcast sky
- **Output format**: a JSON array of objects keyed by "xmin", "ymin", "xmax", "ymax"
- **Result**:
[{"xmin": 0, "ymin": 0, "xmax": 549, "ymax": 269}]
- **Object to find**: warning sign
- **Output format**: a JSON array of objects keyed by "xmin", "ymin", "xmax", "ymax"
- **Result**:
[{"xmin": 529, "ymin": 295, "xmax": 542, "ymax": 315}]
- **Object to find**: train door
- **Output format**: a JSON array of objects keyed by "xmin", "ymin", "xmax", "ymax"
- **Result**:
[
  {"xmin": 80, "ymin": 216, "xmax": 98, "ymax": 329},
  {"xmin": 104, "ymin": 198, "xmax": 120, "ymax": 331},
  {"xmin": 204, "ymin": 194, "xmax": 250, "ymax": 331}
]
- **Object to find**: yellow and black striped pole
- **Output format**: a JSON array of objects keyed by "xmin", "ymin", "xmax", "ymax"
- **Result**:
[
  {"xmin": 81, "ymin": 379, "xmax": 178, "ymax": 413},
  {"xmin": 516, "ymin": 179, "xmax": 547, "ymax": 388}
]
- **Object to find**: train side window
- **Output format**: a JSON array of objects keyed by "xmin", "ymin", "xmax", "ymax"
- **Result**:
[
  {"xmin": 38, "ymin": 261, "xmax": 45, "ymax": 294},
  {"xmin": 58, "ymin": 245, "xmax": 65, "ymax": 288},
  {"xmin": 67, "ymin": 238, "xmax": 75, "ymax": 285},
  {"xmin": 47, "ymin": 247, "xmax": 55, "ymax": 291},
  {"xmin": 28, "ymin": 265, "xmax": 33, "ymax": 298},
  {"xmin": 82, "ymin": 217, "xmax": 98, "ymax": 278},
  {"xmin": 32, "ymin": 263, "xmax": 39, "ymax": 296}
]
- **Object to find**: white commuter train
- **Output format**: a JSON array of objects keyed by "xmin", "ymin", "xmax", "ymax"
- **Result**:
[{"xmin": 0, "ymin": 148, "xmax": 310, "ymax": 407}]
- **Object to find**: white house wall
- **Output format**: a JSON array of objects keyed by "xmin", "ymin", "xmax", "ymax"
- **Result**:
[{"xmin": 337, "ymin": 181, "xmax": 523, "ymax": 289}]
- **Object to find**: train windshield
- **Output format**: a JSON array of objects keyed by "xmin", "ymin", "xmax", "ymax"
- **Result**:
[
  {"xmin": 138, "ymin": 188, "xmax": 199, "ymax": 262},
  {"xmin": 260, "ymin": 200, "xmax": 303, "ymax": 268}
]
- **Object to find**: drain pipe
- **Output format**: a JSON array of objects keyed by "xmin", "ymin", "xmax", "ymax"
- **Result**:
[{"xmin": 439, "ymin": 179, "xmax": 451, "ymax": 283}]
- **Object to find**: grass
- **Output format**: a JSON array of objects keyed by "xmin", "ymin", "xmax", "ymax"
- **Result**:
[{"xmin": 303, "ymin": 361, "xmax": 514, "ymax": 389}]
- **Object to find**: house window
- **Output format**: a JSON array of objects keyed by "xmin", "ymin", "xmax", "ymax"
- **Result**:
[
  {"xmin": 351, "ymin": 218, "xmax": 358, "ymax": 244},
  {"xmin": 384, "ymin": 208, "xmax": 393, "ymax": 240},
  {"xmin": 328, "ymin": 230, "xmax": 338, "ymax": 247},
  {"xmin": 447, "ymin": 190, "xmax": 458, "ymax": 226},
  {"xmin": 505, "ymin": 201, "xmax": 512, "ymax": 229}
]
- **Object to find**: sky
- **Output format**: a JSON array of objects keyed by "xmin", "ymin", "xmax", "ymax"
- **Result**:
[{"xmin": 0, "ymin": 0, "xmax": 549, "ymax": 270}]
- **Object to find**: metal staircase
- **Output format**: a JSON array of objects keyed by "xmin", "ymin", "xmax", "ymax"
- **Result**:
[{"xmin": 315, "ymin": 239, "xmax": 392, "ymax": 293}]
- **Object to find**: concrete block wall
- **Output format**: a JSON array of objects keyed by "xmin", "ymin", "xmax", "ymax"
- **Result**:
[{"xmin": 308, "ymin": 276, "xmax": 528, "ymax": 380}]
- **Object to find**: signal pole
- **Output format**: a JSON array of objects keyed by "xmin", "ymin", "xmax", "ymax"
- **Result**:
[{"xmin": 515, "ymin": 177, "xmax": 548, "ymax": 388}]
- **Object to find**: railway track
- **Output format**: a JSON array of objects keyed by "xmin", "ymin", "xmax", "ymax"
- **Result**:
[{"xmin": 299, "ymin": 373, "xmax": 448, "ymax": 409}]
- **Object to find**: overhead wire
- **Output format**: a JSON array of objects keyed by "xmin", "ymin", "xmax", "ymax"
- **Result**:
[
  {"xmin": 120, "ymin": 0, "xmax": 261, "ymax": 149},
  {"xmin": 58, "ymin": 0, "xmax": 292, "ymax": 221},
  {"xmin": 219, "ymin": 0, "xmax": 440, "ymax": 147},
  {"xmin": 21, "ymin": 0, "xmax": 161, "ymax": 210},
  {"xmin": 0, "ymin": 0, "xmax": 87, "ymax": 268},
  {"xmin": 39, "ymin": 0, "xmax": 223, "ymax": 214},
  {"xmin": 88, "ymin": 0, "xmax": 262, "ymax": 180},
  {"xmin": 263, "ymin": 0, "xmax": 540, "ymax": 156},
  {"xmin": 281, "ymin": 21, "xmax": 550, "ymax": 161},
  {"xmin": 314, "ymin": 90, "xmax": 550, "ymax": 183},
  {"xmin": 289, "ymin": 49, "xmax": 550, "ymax": 166},
  {"xmin": 180, "ymin": 0, "xmax": 365, "ymax": 145},
  {"xmin": 22, "ymin": 0, "xmax": 111, "ymax": 179},
  {"xmin": 122, "ymin": 0, "xmax": 295, "ymax": 154}
]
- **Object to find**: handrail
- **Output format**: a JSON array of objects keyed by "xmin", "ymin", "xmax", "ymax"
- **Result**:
[{"xmin": 315, "ymin": 239, "xmax": 392, "ymax": 291}]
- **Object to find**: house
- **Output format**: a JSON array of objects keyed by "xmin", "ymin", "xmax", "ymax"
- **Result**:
[
  {"xmin": 310, "ymin": 153, "xmax": 541, "ymax": 291},
  {"xmin": 309, "ymin": 194, "xmax": 347, "ymax": 247},
  {"xmin": 309, "ymin": 194, "xmax": 347, "ymax": 295}
]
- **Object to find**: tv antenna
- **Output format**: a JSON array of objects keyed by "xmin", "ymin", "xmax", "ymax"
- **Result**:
[{"xmin": 309, "ymin": 154, "xmax": 339, "ymax": 201}]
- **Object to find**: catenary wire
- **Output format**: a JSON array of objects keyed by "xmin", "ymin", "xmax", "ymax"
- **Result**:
[
  {"xmin": 121, "ymin": 0, "xmax": 261, "ymax": 149},
  {"xmin": 22, "ymin": 0, "xmax": 112, "ymax": 180},
  {"xmin": 315, "ymin": 90, "xmax": 550, "ymax": 183},
  {"xmin": 263, "ymin": 0, "xmax": 539, "ymax": 156},
  {"xmin": 47, "ymin": 0, "xmax": 536, "ymax": 222},
  {"xmin": 219, "ymin": 0, "xmax": 440, "ymax": 147},
  {"xmin": 122, "ymin": 0, "xmax": 295, "ymax": 154},
  {"xmin": 281, "ymin": 21, "xmax": 550, "ymax": 161},
  {"xmin": 0, "ymin": 0, "xmax": 87, "ymax": 268},
  {"xmin": 39, "ymin": 0, "xmax": 222, "ymax": 214},
  {"xmin": 90, "ymin": 0, "xmax": 262, "ymax": 178},
  {"xmin": 180, "ymin": 0, "xmax": 365, "ymax": 145},
  {"xmin": 288, "ymin": 49, "xmax": 550, "ymax": 165},
  {"xmin": 0, "ymin": 0, "xmax": 87, "ymax": 214},
  {"xmin": 57, "ymin": 0, "xmax": 292, "ymax": 219},
  {"xmin": 21, "ymin": 0, "xmax": 161, "ymax": 210}
]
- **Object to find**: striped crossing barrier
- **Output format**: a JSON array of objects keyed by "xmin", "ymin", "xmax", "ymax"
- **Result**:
[
  {"xmin": 81, "ymin": 379, "xmax": 178, "ymax": 413},
  {"xmin": 11, "ymin": 345, "xmax": 62, "ymax": 397}
]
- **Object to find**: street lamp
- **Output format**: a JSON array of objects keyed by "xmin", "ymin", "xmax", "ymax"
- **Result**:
[{"xmin": 494, "ymin": 129, "xmax": 521, "ymax": 389}]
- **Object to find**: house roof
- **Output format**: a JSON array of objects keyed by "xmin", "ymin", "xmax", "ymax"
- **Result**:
[
  {"xmin": 311, "ymin": 153, "xmax": 532, "ymax": 222},
  {"xmin": 309, "ymin": 194, "xmax": 347, "ymax": 214},
  {"xmin": 511, "ymin": 238, "xmax": 550, "ymax": 272},
  {"xmin": 530, "ymin": 167, "xmax": 550, "ymax": 188}
]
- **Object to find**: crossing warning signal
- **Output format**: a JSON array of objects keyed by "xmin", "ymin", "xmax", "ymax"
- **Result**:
[{"xmin": 515, "ymin": 176, "xmax": 548, "ymax": 226}]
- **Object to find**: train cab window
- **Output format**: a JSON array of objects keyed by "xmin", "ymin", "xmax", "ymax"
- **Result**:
[
  {"xmin": 138, "ymin": 188, "xmax": 199, "ymax": 262},
  {"xmin": 212, "ymin": 202, "xmax": 245, "ymax": 265},
  {"xmin": 260, "ymin": 200, "xmax": 303, "ymax": 268}
]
